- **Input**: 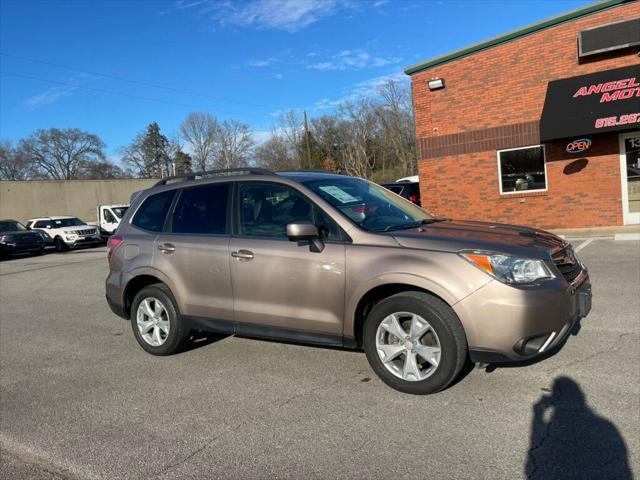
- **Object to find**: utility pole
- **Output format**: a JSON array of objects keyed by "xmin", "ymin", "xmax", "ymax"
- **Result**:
[{"xmin": 303, "ymin": 110, "xmax": 311, "ymax": 170}]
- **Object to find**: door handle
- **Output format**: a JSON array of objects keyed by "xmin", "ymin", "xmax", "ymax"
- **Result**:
[
  {"xmin": 157, "ymin": 243, "xmax": 175, "ymax": 253},
  {"xmin": 231, "ymin": 249, "xmax": 254, "ymax": 261}
]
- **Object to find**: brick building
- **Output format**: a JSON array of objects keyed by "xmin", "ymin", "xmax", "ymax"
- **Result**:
[{"xmin": 405, "ymin": 0, "xmax": 640, "ymax": 229}]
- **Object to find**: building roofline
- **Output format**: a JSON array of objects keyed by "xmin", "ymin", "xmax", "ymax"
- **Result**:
[{"xmin": 404, "ymin": 0, "xmax": 632, "ymax": 76}]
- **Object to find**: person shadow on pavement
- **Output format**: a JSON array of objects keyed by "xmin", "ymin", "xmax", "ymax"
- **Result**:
[{"xmin": 525, "ymin": 376, "xmax": 633, "ymax": 480}]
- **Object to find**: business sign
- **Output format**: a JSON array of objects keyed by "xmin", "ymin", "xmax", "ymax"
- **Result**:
[
  {"xmin": 566, "ymin": 139, "xmax": 592, "ymax": 153},
  {"xmin": 540, "ymin": 65, "xmax": 640, "ymax": 142}
]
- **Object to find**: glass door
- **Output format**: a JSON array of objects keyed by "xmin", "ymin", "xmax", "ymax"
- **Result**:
[{"xmin": 621, "ymin": 132, "xmax": 640, "ymax": 225}]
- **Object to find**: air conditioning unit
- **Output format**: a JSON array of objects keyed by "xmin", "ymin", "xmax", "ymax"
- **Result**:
[{"xmin": 578, "ymin": 17, "xmax": 640, "ymax": 57}]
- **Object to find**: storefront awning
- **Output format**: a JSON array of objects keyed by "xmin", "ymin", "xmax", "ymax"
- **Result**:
[{"xmin": 540, "ymin": 64, "xmax": 640, "ymax": 142}]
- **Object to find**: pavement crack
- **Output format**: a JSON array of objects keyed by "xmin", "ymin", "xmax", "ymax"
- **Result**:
[
  {"xmin": 545, "ymin": 332, "xmax": 631, "ymax": 374},
  {"xmin": 145, "ymin": 380, "xmax": 337, "ymax": 479},
  {"xmin": 525, "ymin": 382, "xmax": 564, "ymax": 479}
]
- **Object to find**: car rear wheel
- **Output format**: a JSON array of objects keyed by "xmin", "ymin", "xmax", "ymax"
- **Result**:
[
  {"xmin": 130, "ymin": 284, "xmax": 189, "ymax": 355},
  {"xmin": 363, "ymin": 291, "xmax": 467, "ymax": 394}
]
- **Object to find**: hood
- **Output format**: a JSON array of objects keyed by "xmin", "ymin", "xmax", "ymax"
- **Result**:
[
  {"xmin": 55, "ymin": 225, "xmax": 96, "ymax": 234},
  {"xmin": 1, "ymin": 230, "xmax": 43, "ymax": 240},
  {"xmin": 390, "ymin": 219, "xmax": 568, "ymax": 259}
]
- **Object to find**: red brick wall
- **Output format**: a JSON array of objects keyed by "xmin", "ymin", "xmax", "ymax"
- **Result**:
[{"xmin": 411, "ymin": 2, "xmax": 640, "ymax": 229}]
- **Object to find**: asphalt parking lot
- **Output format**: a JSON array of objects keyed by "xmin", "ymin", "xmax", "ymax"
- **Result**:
[{"xmin": 1, "ymin": 239, "xmax": 638, "ymax": 480}]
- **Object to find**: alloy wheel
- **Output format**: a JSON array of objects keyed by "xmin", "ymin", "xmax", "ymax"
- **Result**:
[
  {"xmin": 136, "ymin": 297, "xmax": 170, "ymax": 347},
  {"xmin": 375, "ymin": 312, "xmax": 441, "ymax": 381}
]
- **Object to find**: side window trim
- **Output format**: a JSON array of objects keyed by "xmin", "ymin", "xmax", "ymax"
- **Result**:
[{"xmin": 232, "ymin": 180, "xmax": 348, "ymax": 243}]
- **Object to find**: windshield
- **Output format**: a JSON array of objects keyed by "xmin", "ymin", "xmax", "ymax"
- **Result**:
[
  {"xmin": 303, "ymin": 177, "xmax": 433, "ymax": 232},
  {"xmin": 111, "ymin": 206, "xmax": 129, "ymax": 219},
  {"xmin": 0, "ymin": 221, "xmax": 26, "ymax": 232},
  {"xmin": 53, "ymin": 218, "xmax": 86, "ymax": 227}
]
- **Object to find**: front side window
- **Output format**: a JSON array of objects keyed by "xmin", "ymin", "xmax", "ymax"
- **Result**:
[
  {"xmin": 303, "ymin": 177, "xmax": 433, "ymax": 233},
  {"xmin": 498, "ymin": 146, "xmax": 547, "ymax": 194},
  {"xmin": 171, "ymin": 183, "xmax": 229, "ymax": 235},
  {"xmin": 111, "ymin": 206, "xmax": 129, "ymax": 219},
  {"xmin": 34, "ymin": 220, "xmax": 52, "ymax": 229},
  {"xmin": 132, "ymin": 190, "xmax": 175, "ymax": 232},
  {"xmin": 103, "ymin": 210, "xmax": 117, "ymax": 223},
  {"xmin": 238, "ymin": 183, "xmax": 341, "ymax": 240}
]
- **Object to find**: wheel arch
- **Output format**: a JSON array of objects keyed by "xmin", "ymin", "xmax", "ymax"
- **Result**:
[
  {"xmin": 123, "ymin": 274, "xmax": 168, "ymax": 317},
  {"xmin": 348, "ymin": 281, "xmax": 454, "ymax": 348}
]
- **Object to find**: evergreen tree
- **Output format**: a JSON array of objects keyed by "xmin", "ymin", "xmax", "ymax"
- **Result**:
[
  {"xmin": 141, "ymin": 122, "xmax": 171, "ymax": 177},
  {"xmin": 173, "ymin": 149, "xmax": 192, "ymax": 176}
]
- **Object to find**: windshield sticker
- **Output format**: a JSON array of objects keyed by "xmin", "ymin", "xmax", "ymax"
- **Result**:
[{"xmin": 319, "ymin": 186, "xmax": 359, "ymax": 204}]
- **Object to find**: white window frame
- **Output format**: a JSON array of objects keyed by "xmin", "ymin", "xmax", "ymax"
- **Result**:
[{"xmin": 497, "ymin": 144, "xmax": 548, "ymax": 195}]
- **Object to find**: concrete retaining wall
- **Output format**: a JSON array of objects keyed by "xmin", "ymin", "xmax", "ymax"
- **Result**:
[{"xmin": 0, "ymin": 179, "xmax": 158, "ymax": 223}]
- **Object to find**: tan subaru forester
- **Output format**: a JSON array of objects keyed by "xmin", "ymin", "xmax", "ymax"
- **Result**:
[{"xmin": 106, "ymin": 169, "xmax": 591, "ymax": 394}]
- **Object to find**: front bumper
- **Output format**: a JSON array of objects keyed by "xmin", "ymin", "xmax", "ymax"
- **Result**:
[
  {"xmin": 0, "ymin": 241, "xmax": 44, "ymax": 255},
  {"xmin": 69, "ymin": 236, "xmax": 102, "ymax": 248},
  {"xmin": 455, "ymin": 274, "xmax": 592, "ymax": 363}
]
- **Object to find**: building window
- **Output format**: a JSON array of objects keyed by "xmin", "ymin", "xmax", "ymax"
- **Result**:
[{"xmin": 497, "ymin": 145, "xmax": 547, "ymax": 194}]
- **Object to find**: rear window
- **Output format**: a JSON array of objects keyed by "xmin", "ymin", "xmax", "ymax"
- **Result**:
[
  {"xmin": 171, "ymin": 183, "xmax": 230, "ymax": 235},
  {"xmin": 132, "ymin": 190, "xmax": 175, "ymax": 232}
]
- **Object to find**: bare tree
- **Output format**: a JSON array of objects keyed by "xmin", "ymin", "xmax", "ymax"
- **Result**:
[
  {"xmin": 254, "ymin": 133, "xmax": 295, "ymax": 171},
  {"xmin": 213, "ymin": 119, "xmax": 254, "ymax": 169},
  {"xmin": 278, "ymin": 110, "xmax": 305, "ymax": 169},
  {"xmin": 18, "ymin": 128, "xmax": 106, "ymax": 180},
  {"xmin": 79, "ymin": 160, "xmax": 126, "ymax": 179},
  {"xmin": 376, "ymin": 79, "xmax": 417, "ymax": 178},
  {"xmin": 120, "ymin": 133, "xmax": 147, "ymax": 177},
  {"xmin": 337, "ymin": 98, "xmax": 380, "ymax": 179},
  {"xmin": 179, "ymin": 112, "xmax": 218, "ymax": 172},
  {"xmin": 0, "ymin": 140, "xmax": 35, "ymax": 180}
]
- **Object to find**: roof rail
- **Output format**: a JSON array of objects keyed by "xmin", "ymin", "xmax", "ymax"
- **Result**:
[{"xmin": 154, "ymin": 167, "xmax": 275, "ymax": 186}]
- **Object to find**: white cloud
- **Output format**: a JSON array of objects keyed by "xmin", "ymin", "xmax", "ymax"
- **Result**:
[
  {"xmin": 312, "ymin": 71, "xmax": 409, "ymax": 111},
  {"xmin": 247, "ymin": 57, "xmax": 275, "ymax": 67},
  {"xmin": 206, "ymin": 0, "xmax": 342, "ymax": 32},
  {"xmin": 23, "ymin": 73, "xmax": 92, "ymax": 110},
  {"xmin": 306, "ymin": 49, "xmax": 401, "ymax": 71}
]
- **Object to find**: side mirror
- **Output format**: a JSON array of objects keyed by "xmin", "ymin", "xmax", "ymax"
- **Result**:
[{"xmin": 287, "ymin": 223, "xmax": 324, "ymax": 252}]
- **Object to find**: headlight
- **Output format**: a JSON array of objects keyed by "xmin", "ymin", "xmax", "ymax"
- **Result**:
[
  {"xmin": 65, "ymin": 235, "xmax": 77, "ymax": 241},
  {"xmin": 0, "ymin": 235, "xmax": 7, "ymax": 244},
  {"xmin": 460, "ymin": 251, "xmax": 555, "ymax": 285}
]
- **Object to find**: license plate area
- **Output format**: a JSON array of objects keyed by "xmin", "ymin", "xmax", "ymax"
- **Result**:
[{"xmin": 577, "ymin": 282, "xmax": 592, "ymax": 318}]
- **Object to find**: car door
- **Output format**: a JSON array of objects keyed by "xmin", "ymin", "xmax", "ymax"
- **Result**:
[
  {"xmin": 152, "ymin": 182, "xmax": 235, "ymax": 333},
  {"xmin": 229, "ymin": 181, "xmax": 347, "ymax": 343}
]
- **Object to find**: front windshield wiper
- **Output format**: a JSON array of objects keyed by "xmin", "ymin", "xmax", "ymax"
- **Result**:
[{"xmin": 381, "ymin": 217, "xmax": 449, "ymax": 232}]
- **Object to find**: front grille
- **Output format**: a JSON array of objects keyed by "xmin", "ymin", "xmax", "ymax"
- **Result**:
[
  {"xmin": 75, "ymin": 229, "xmax": 96, "ymax": 236},
  {"xmin": 553, "ymin": 248, "xmax": 582, "ymax": 284}
]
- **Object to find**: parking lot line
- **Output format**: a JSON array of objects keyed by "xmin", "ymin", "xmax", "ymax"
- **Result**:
[{"xmin": 574, "ymin": 239, "xmax": 595, "ymax": 252}]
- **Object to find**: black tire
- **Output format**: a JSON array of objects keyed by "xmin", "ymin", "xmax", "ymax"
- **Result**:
[
  {"xmin": 54, "ymin": 237, "xmax": 68, "ymax": 252},
  {"xmin": 363, "ymin": 291, "xmax": 467, "ymax": 395},
  {"xmin": 130, "ymin": 284, "xmax": 189, "ymax": 356}
]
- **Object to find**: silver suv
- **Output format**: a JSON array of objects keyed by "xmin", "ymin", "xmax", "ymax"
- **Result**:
[{"xmin": 106, "ymin": 169, "xmax": 591, "ymax": 394}]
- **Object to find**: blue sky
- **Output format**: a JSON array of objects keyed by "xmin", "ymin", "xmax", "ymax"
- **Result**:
[{"xmin": 0, "ymin": 0, "xmax": 587, "ymax": 159}]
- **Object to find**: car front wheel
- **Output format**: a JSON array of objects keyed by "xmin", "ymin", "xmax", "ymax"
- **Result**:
[
  {"xmin": 54, "ymin": 237, "xmax": 68, "ymax": 252},
  {"xmin": 363, "ymin": 291, "xmax": 467, "ymax": 394}
]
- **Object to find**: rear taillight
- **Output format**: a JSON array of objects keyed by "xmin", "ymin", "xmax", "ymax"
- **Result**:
[
  {"xmin": 408, "ymin": 194, "xmax": 419, "ymax": 204},
  {"xmin": 107, "ymin": 235, "xmax": 123, "ymax": 263}
]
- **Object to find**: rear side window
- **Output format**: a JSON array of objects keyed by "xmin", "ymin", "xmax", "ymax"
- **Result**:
[
  {"xmin": 34, "ymin": 220, "xmax": 52, "ymax": 229},
  {"xmin": 132, "ymin": 190, "xmax": 175, "ymax": 232},
  {"xmin": 171, "ymin": 183, "xmax": 230, "ymax": 235}
]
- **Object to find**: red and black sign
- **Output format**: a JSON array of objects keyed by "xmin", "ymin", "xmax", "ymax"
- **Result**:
[
  {"xmin": 566, "ymin": 139, "xmax": 592, "ymax": 153},
  {"xmin": 540, "ymin": 65, "xmax": 640, "ymax": 142}
]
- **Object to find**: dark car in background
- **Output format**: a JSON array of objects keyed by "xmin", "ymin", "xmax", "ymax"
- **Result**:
[
  {"xmin": 0, "ymin": 220, "xmax": 45, "ymax": 258},
  {"xmin": 380, "ymin": 182, "xmax": 421, "ymax": 206}
]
